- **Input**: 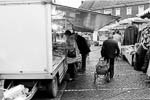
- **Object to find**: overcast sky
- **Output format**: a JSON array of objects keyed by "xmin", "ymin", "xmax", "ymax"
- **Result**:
[{"xmin": 55, "ymin": 0, "xmax": 83, "ymax": 8}]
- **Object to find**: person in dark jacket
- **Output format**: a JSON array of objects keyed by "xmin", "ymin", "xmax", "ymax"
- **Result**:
[
  {"xmin": 141, "ymin": 47, "xmax": 150, "ymax": 73},
  {"xmin": 101, "ymin": 34, "xmax": 120, "ymax": 79},
  {"xmin": 134, "ymin": 44, "xmax": 148, "ymax": 71},
  {"xmin": 75, "ymin": 33, "xmax": 91, "ymax": 72}
]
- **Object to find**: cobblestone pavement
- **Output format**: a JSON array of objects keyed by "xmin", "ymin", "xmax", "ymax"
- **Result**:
[
  {"xmin": 61, "ymin": 46, "xmax": 150, "ymax": 100},
  {"xmin": 0, "ymin": 46, "xmax": 150, "ymax": 100}
]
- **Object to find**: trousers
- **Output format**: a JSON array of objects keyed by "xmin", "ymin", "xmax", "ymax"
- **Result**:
[
  {"xmin": 106, "ymin": 58, "xmax": 115, "ymax": 78},
  {"xmin": 81, "ymin": 54, "xmax": 87, "ymax": 71},
  {"xmin": 68, "ymin": 63, "xmax": 76, "ymax": 78}
]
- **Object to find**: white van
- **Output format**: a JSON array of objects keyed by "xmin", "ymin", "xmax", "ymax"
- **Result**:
[{"xmin": 0, "ymin": 0, "xmax": 68, "ymax": 98}]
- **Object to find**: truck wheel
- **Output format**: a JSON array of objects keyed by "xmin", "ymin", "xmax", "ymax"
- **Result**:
[{"xmin": 47, "ymin": 76, "xmax": 58, "ymax": 98}]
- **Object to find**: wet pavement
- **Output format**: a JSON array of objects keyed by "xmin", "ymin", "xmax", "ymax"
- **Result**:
[{"xmin": 60, "ymin": 46, "xmax": 150, "ymax": 100}]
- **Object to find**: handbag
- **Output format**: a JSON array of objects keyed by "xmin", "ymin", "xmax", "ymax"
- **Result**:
[{"xmin": 67, "ymin": 48, "xmax": 76, "ymax": 58}]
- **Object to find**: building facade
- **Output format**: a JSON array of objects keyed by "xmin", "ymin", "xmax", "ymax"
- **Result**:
[{"xmin": 79, "ymin": 0, "xmax": 150, "ymax": 20}]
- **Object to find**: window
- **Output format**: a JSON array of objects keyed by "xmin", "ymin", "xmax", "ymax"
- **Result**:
[
  {"xmin": 138, "ymin": 5, "xmax": 144, "ymax": 14},
  {"xmin": 115, "ymin": 8, "xmax": 120, "ymax": 16},
  {"xmin": 127, "ymin": 7, "xmax": 132, "ymax": 15},
  {"xmin": 104, "ymin": 9, "xmax": 112, "ymax": 15}
]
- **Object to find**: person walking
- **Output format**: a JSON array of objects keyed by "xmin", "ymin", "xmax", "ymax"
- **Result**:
[
  {"xmin": 113, "ymin": 30, "xmax": 122, "ymax": 43},
  {"xmin": 113, "ymin": 29, "xmax": 122, "ymax": 53},
  {"xmin": 75, "ymin": 32, "xmax": 91, "ymax": 73},
  {"xmin": 101, "ymin": 34, "xmax": 120, "ymax": 79}
]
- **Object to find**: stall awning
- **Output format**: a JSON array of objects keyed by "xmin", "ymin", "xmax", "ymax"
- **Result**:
[
  {"xmin": 72, "ymin": 25, "xmax": 93, "ymax": 32},
  {"xmin": 52, "ymin": 3, "xmax": 120, "ymax": 32},
  {"xmin": 98, "ymin": 17, "xmax": 149, "ymax": 31},
  {"xmin": 119, "ymin": 17, "xmax": 149, "ymax": 25},
  {"xmin": 98, "ymin": 23, "xmax": 119, "ymax": 31},
  {"xmin": 137, "ymin": 7, "xmax": 150, "ymax": 19},
  {"xmin": 52, "ymin": 18, "xmax": 94, "ymax": 32}
]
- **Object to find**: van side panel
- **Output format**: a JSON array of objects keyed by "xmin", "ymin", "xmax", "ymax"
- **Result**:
[{"xmin": 0, "ymin": 4, "xmax": 48, "ymax": 73}]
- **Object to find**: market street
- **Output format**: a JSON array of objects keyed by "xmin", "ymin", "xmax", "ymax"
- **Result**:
[
  {"xmin": 1, "ymin": 46, "xmax": 150, "ymax": 100},
  {"xmin": 60, "ymin": 46, "xmax": 150, "ymax": 100},
  {"xmin": 0, "ymin": 0, "xmax": 150, "ymax": 100}
]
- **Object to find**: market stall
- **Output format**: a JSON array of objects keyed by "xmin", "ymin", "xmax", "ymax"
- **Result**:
[
  {"xmin": 118, "ymin": 17, "xmax": 150, "ymax": 66},
  {"xmin": 121, "ymin": 45, "xmax": 135, "ymax": 65},
  {"xmin": 133, "ymin": 24, "xmax": 150, "ymax": 71},
  {"xmin": 135, "ymin": 7, "xmax": 150, "ymax": 79},
  {"xmin": 51, "ymin": 3, "xmax": 120, "ymax": 80}
]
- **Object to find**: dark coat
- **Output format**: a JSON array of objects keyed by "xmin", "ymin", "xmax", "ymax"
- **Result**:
[
  {"xmin": 141, "ymin": 47, "xmax": 150, "ymax": 73},
  {"xmin": 135, "ymin": 44, "xmax": 147, "ymax": 71},
  {"xmin": 101, "ymin": 39, "xmax": 120, "ymax": 59},
  {"xmin": 76, "ymin": 35, "xmax": 91, "ymax": 55},
  {"xmin": 123, "ymin": 25, "xmax": 138, "ymax": 45}
]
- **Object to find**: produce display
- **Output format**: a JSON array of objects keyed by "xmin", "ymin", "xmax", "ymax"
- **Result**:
[
  {"xmin": 121, "ymin": 45, "xmax": 135, "ymax": 65},
  {"xmin": 53, "ymin": 42, "xmax": 67, "ymax": 60}
]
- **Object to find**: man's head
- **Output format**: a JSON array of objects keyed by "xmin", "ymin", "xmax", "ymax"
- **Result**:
[
  {"xmin": 108, "ymin": 34, "xmax": 113, "ymax": 39},
  {"xmin": 115, "ymin": 29, "xmax": 121, "ymax": 35},
  {"xmin": 64, "ymin": 30, "xmax": 72, "ymax": 36}
]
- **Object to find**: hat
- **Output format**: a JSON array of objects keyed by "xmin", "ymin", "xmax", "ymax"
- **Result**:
[{"xmin": 64, "ymin": 30, "xmax": 72, "ymax": 36}]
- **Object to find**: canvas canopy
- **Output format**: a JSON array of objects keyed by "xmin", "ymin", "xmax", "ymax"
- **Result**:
[
  {"xmin": 98, "ymin": 23, "xmax": 119, "ymax": 31},
  {"xmin": 98, "ymin": 17, "xmax": 149, "ymax": 31},
  {"xmin": 52, "ymin": 3, "xmax": 120, "ymax": 32},
  {"xmin": 119, "ymin": 17, "xmax": 149, "ymax": 25}
]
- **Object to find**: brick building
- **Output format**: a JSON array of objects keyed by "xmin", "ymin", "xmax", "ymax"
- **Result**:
[{"xmin": 79, "ymin": 0, "xmax": 150, "ymax": 20}]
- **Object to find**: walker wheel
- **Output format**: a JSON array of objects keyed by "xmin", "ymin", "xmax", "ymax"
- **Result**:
[
  {"xmin": 94, "ymin": 72, "xmax": 97, "ymax": 84},
  {"xmin": 105, "ymin": 72, "xmax": 111, "ymax": 82}
]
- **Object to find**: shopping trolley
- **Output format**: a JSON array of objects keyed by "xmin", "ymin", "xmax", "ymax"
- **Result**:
[{"xmin": 94, "ymin": 57, "xmax": 111, "ymax": 84}]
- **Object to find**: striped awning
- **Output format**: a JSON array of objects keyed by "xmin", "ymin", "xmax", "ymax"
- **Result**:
[{"xmin": 137, "ymin": 7, "xmax": 150, "ymax": 19}]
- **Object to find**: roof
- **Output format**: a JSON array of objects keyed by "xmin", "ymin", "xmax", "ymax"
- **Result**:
[
  {"xmin": 0, "ymin": 0, "xmax": 51, "ymax": 4},
  {"xmin": 0, "ymin": 0, "xmax": 48, "ymax": 1},
  {"xmin": 79, "ymin": 0, "xmax": 95, "ymax": 10},
  {"xmin": 79, "ymin": 0, "xmax": 150, "ymax": 10}
]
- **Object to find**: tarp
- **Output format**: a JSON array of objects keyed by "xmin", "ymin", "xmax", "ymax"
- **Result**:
[
  {"xmin": 98, "ymin": 22, "xmax": 127, "ymax": 31},
  {"xmin": 98, "ymin": 23, "xmax": 119, "ymax": 31},
  {"xmin": 98, "ymin": 17, "xmax": 149, "ymax": 31},
  {"xmin": 52, "ymin": 3, "xmax": 120, "ymax": 32},
  {"xmin": 119, "ymin": 17, "xmax": 149, "ymax": 25},
  {"xmin": 72, "ymin": 25, "xmax": 93, "ymax": 32}
]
